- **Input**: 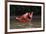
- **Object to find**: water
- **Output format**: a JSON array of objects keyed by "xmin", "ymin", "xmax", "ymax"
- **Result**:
[{"xmin": 10, "ymin": 16, "xmax": 41, "ymax": 29}]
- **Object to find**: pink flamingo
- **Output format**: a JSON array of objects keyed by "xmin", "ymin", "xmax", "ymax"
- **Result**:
[{"xmin": 16, "ymin": 12, "xmax": 33, "ymax": 22}]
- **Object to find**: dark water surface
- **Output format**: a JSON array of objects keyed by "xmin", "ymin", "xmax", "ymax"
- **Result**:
[{"xmin": 10, "ymin": 16, "xmax": 41, "ymax": 29}]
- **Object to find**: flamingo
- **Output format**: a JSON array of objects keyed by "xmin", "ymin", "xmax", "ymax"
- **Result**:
[{"xmin": 16, "ymin": 12, "xmax": 33, "ymax": 22}]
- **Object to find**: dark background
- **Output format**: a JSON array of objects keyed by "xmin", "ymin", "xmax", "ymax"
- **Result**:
[{"xmin": 10, "ymin": 5, "xmax": 41, "ymax": 16}]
